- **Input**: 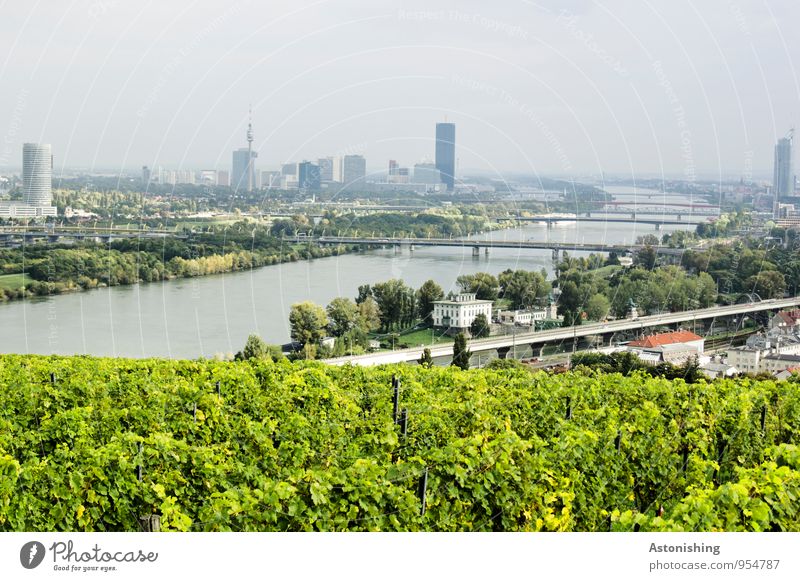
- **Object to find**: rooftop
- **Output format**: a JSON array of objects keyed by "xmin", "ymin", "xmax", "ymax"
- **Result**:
[{"xmin": 628, "ymin": 330, "xmax": 703, "ymax": 349}]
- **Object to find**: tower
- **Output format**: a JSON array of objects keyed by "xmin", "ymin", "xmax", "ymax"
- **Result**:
[
  {"xmin": 435, "ymin": 122, "xmax": 456, "ymax": 191},
  {"xmin": 246, "ymin": 107, "xmax": 254, "ymax": 193},
  {"xmin": 773, "ymin": 129, "xmax": 795, "ymax": 199},
  {"xmin": 22, "ymin": 143, "xmax": 52, "ymax": 206}
]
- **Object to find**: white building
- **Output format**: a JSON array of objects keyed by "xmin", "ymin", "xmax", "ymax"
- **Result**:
[
  {"xmin": 432, "ymin": 293, "xmax": 493, "ymax": 331},
  {"xmin": 726, "ymin": 331, "xmax": 800, "ymax": 374},
  {"xmin": 626, "ymin": 330, "xmax": 705, "ymax": 366}
]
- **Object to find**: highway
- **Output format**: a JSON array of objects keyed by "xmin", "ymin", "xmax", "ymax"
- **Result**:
[{"xmin": 323, "ymin": 297, "xmax": 800, "ymax": 366}]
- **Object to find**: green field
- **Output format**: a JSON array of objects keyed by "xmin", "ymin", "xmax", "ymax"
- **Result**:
[
  {"xmin": 0, "ymin": 273, "xmax": 31, "ymax": 290},
  {"xmin": 395, "ymin": 327, "xmax": 454, "ymax": 347}
]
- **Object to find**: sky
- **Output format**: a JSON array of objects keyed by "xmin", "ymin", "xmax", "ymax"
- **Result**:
[{"xmin": 0, "ymin": 0, "xmax": 798, "ymax": 180}]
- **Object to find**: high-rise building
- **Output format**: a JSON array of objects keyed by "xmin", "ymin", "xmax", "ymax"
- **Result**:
[
  {"xmin": 774, "ymin": 132, "xmax": 795, "ymax": 198},
  {"xmin": 217, "ymin": 170, "xmax": 230, "ymax": 187},
  {"xmin": 232, "ymin": 112, "xmax": 258, "ymax": 193},
  {"xmin": 318, "ymin": 157, "xmax": 334, "ymax": 182},
  {"xmin": 281, "ymin": 163, "xmax": 298, "ymax": 177},
  {"xmin": 435, "ymin": 122, "xmax": 456, "ymax": 191},
  {"xmin": 23, "ymin": 143, "xmax": 52, "ymax": 206},
  {"xmin": 342, "ymin": 155, "xmax": 366, "ymax": 186},
  {"xmin": 232, "ymin": 148, "xmax": 257, "ymax": 193},
  {"xmin": 142, "ymin": 165, "xmax": 151, "ymax": 185},
  {"xmin": 414, "ymin": 162, "xmax": 442, "ymax": 185},
  {"xmin": 388, "ymin": 159, "xmax": 399, "ymax": 176},
  {"xmin": 298, "ymin": 161, "xmax": 321, "ymax": 190}
]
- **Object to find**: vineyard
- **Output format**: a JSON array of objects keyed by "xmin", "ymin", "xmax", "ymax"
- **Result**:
[{"xmin": 1, "ymin": 354, "xmax": 800, "ymax": 531}]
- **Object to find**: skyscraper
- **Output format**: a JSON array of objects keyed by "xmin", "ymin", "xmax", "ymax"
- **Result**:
[
  {"xmin": 435, "ymin": 122, "xmax": 456, "ymax": 191},
  {"xmin": 232, "ymin": 148, "xmax": 257, "ymax": 193},
  {"xmin": 774, "ymin": 131, "xmax": 795, "ymax": 198},
  {"xmin": 142, "ymin": 165, "xmax": 151, "ymax": 186},
  {"xmin": 298, "ymin": 161, "xmax": 321, "ymax": 190},
  {"xmin": 232, "ymin": 112, "xmax": 257, "ymax": 193},
  {"xmin": 23, "ymin": 143, "xmax": 52, "ymax": 206},
  {"xmin": 318, "ymin": 157, "xmax": 334, "ymax": 182},
  {"xmin": 342, "ymin": 155, "xmax": 366, "ymax": 186}
]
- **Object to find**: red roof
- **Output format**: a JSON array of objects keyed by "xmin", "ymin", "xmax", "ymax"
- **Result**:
[
  {"xmin": 776, "ymin": 310, "xmax": 800, "ymax": 325},
  {"xmin": 628, "ymin": 330, "xmax": 703, "ymax": 348}
]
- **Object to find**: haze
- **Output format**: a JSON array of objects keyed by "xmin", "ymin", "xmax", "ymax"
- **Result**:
[{"xmin": 0, "ymin": 0, "xmax": 797, "ymax": 179}]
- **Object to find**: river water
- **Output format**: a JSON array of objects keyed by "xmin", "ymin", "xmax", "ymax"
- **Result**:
[{"xmin": 0, "ymin": 219, "xmax": 696, "ymax": 358}]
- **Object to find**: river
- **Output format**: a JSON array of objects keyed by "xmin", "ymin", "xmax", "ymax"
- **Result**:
[{"xmin": 0, "ymin": 219, "xmax": 697, "ymax": 358}]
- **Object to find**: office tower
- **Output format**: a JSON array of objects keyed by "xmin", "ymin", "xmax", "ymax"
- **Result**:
[
  {"xmin": 298, "ymin": 161, "xmax": 321, "ymax": 190},
  {"xmin": 318, "ymin": 157, "xmax": 334, "ymax": 182},
  {"xmin": 388, "ymin": 159, "xmax": 399, "ymax": 176},
  {"xmin": 435, "ymin": 122, "xmax": 456, "ymax": 191},
  {"xmin": 142, "ymin": 165, "xmax": 151, "ymax": 185},
  {"xmin": 232, "ymin": 148, "xmax": 257, "ymax": 193},
  {"xmin": 332, "ymin": 157, "xmax": 344, "ymax": 182},
  {"xmin": 342, "ymin": 154, "xmax": 366, "ymax": 185},
  {"xmin": 281, "ymin": 162, "xmax": 298, "ymax": 177},
  {"xmin": 774, "ymin": 131, "xmax": 795, "ymax": 198},
  {"xmin": 22, "ymin": 143, "xmax": 52, "ymax": 206},
  {"xmin": 414, "ymin": 162, "xmax": 442, "ymax": 185}
]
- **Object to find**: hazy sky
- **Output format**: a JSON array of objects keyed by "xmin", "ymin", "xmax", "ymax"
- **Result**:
[{"xmin": 0, "ymin": 0, "xmax": 797, "ymax": 180}]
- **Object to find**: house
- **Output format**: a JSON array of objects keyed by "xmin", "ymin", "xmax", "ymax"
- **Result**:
[
  {"xmin": 726, "ymin": 331, "xmax": 800, "ymax": 374},
  {"xmin": 432, "ymin": 293, "xmax": 493, "ymax": 332},
  {"xmin": 770, "ymin": 310, "xmax": 800, "ymax": 335},
  {"xmin": 626, "ymin": 330, "xmax": 704, "ymax": 366},
  {"xmin": 776, "ymin": 367, "xmax": 800, "ymax": 380},
  {"xmin": 701, "ymin": 361, "xmax": 739, "ymax": 379}
]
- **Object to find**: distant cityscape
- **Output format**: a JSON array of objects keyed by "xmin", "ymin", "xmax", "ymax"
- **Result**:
[{"xmin": 140, "ymin": 120, "xmax": 457, "ymax": 196}]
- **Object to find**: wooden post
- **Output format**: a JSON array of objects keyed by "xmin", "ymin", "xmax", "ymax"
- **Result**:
[
  {"xmin": 392, "ymin": 375, "xmax": 400, "ymax": 424},
  {"xmin": 50, "ymin": 372, "xmax": 56, "ymax": 385},
  {"xmin": 216, "ymin": 381, "xmax": 221, "ymax": 399},
  {"xmin": 418, "ymin": 468, "xmax": 429, "ymax": 516},
  {"xmin": 137, "ymin": 442, "xmax": 143, "ymax": 482},
  {"xmin": 565, "ymin": 396, "xmax": 572, "ymax": 420},
  {"xmin": 400, "ymin": 409, "xmax": 408, "ymax": 439},
  {"xmin": 760, "ymin": 405, "xmax": 767, "ymax": 432},
  {"xmin": 614, "ymin": 431, "xmax": 621, "ymax": 452},
  {"xmin": 149, "ymin": 514, "xmax": 161, "ymax": 532}
]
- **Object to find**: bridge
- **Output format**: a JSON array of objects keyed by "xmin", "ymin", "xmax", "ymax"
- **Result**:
[
  {"xmin": 287, "ymin": 235, "xmax": 690, "ymax": 257},
  {"xmin": 0, "ymin": 226, "xmax": 184, "ymax": 244},
  {"xmin": 497, "ymin": 214, "xmax": 712, "ymax": 227},
  {"xmin": 323, "ymin": 297, "xmax": 800, "ymax": 367}
]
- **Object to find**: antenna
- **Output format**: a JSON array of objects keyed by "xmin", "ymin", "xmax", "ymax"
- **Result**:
[{"xmin": 246, "ymin": 105, "xmax": 254, "ymax": 193}]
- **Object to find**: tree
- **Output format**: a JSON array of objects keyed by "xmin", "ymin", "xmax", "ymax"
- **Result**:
[
  {"xmin": 634, "ymin": 245, "xmax": 657, "ymax": 270},
  {"xmin": 289, "ymin": 301, "xmax": 328, "ymax": 347},
  {"xmin": 372, "ymin": 279, "xmax": 416, "ymax": 330},
  {"xmin": 499, "ymin": 269, "xmax": 550, "ymax": 309},
  {"xmin": 585, "ymin": 293, "xmax": 610, "ymax": 321},
  {"xmin": 418, "ymin": 347, "xmax": 433, "ymax": 368},
  {"xmin": 357, "ymin": 296, "xmax": 382, "ymax": 332},
  {"xmin": 452, "ymin": 332, "xmax": 471, "ymax": 370},
  {"xmin": 235, "ymin": 334, "xmax": 270, "ymax": 360},
  {"xmin": 470, "ymin": 313, "xmax": 490, "ymax": 338},
  {"xmin": 456, "ymin": 272, "xmax": 499, "ymax": 300},
  {"xmin": 746, "ymin": 270, "xmax": 786, "ymax": 299},
  {"xmin": 416, "ymin": 279, "xmax": 444, "ymax": 322},
  {"xmin": 356, "ymin": 284, "xmax": 372, "ymax": 304},
  {"xmin": 326, "ymin": 297, "xmax": 360, "ymax": 337}
]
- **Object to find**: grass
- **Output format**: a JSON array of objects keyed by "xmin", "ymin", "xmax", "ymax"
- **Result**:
[
  {"xmin": 396, "ymin": 327, "xmax": 454, "ymax": 348},
  {"xmin": 0, "ymin": 273, "xmax": 32, "ymax": 290}
]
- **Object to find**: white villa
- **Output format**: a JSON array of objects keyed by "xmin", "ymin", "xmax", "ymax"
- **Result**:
[{"xmin": 432, "ymin": 293, "xmax": 493, "ymax": 331}]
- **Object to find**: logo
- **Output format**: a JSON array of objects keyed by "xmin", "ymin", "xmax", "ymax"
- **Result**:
[{"xmin": 20, "ymin": 541, "xmax": 46, "ymax": 569}]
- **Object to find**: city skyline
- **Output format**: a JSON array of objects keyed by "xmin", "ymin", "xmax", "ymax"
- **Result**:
[{"xmin": 1, "ymin": 1, "xmax": 798, "ymax": 177}]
